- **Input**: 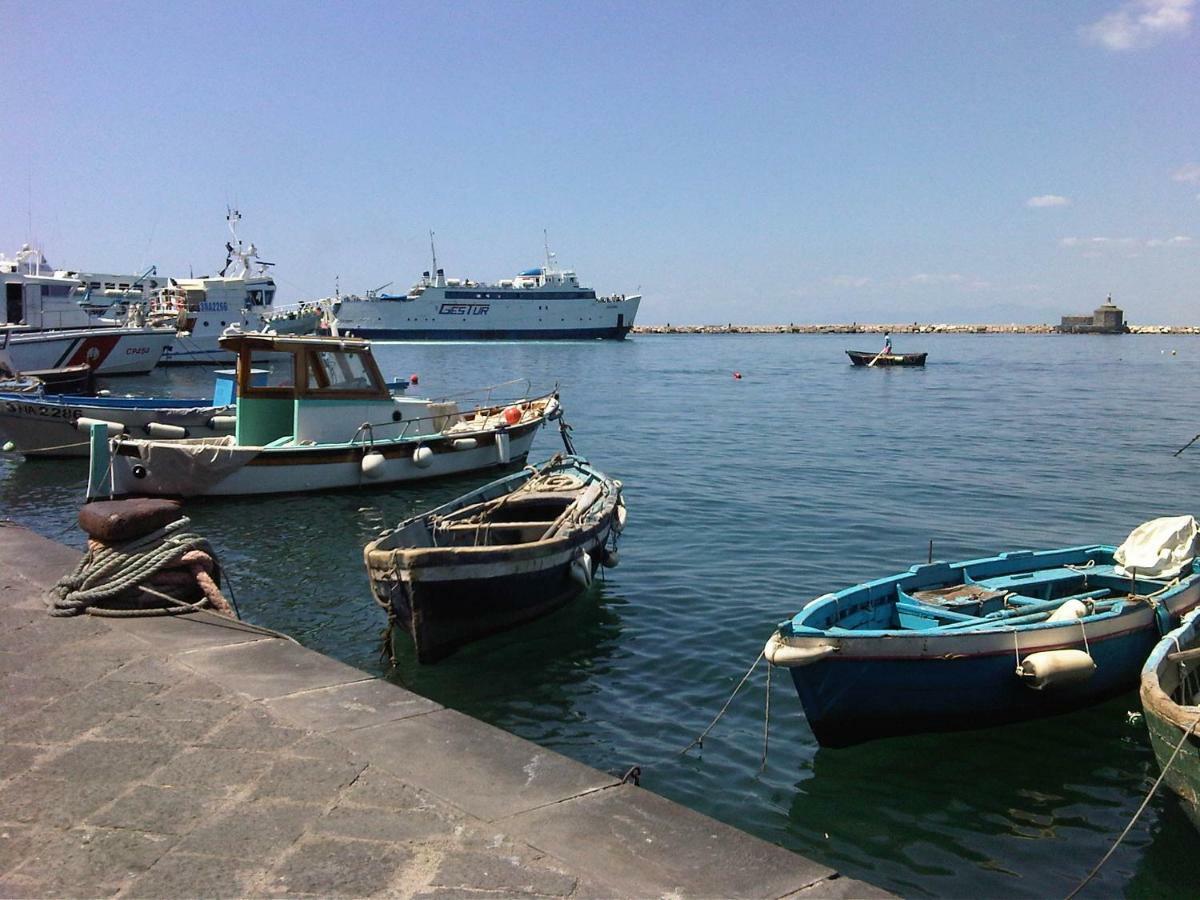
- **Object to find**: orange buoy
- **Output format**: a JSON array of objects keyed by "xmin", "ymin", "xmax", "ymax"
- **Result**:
[
  {"xmin": 503, "ymin": 406, "xmax": 522, "ymax": 425},
  {"xmin": 410, "ymin": 373, "xmax": 419, "ymax": 385},
  {"xmin": 733, "ymin": 371, "xmax": 743, "ymax": 379}
]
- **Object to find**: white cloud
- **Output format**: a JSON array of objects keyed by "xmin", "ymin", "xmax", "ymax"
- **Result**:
[
  {"xmin": 1173, "ymin": 163, "xmax": 1200, "ymax": 183},
  {"xmin": 1082, "ymin": 0, "xmax": 1194, "ymax": 51},
  {"xmin": 827, "ymin": 275, "xmax": 872, "ymax": 288},
  {"xmin": 910, "ymin": 273, "xmax": 965, "ymax": 285},
  {"xmin": 1026, "ymin": 194, "xmax": 1071, "ymax": 208},
  {"xmin": 1061, "ymin": 235, "xmax": 1193, "ymax": 248}
]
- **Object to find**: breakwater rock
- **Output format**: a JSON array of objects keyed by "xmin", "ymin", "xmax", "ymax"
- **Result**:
[{"xmin": 632, "ymin": 323, "xmax": 1200, "ymax": 335}]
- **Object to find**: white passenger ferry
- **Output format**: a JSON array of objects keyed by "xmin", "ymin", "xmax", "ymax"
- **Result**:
[
  {"xmin": 332, "ymin": 237, "xmax": 640, "ymax": 340},
  {"xmin": 147, "ymin": 210, "xmax": 321, "ymax": 364}
]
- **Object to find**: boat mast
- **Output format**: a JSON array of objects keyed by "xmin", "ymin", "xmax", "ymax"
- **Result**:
[{"xmin": 429, "ymin": 230, "xmax": 443, "ymax": 286}]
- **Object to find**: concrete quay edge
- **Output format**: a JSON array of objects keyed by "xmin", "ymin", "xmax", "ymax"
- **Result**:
[{"xmin": 0, "ymin": 522, "xmax": 890, "ymax": 898}]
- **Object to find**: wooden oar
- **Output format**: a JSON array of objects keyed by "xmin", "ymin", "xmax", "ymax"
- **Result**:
[{"xmin": 867, "ymin": 347, "xmax": 887, "ymax": 367}]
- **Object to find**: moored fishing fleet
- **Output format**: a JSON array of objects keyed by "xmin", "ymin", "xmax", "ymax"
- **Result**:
[{"xmin": 7, "ymin": 207, "xmax": 1200, "ymax": 895}]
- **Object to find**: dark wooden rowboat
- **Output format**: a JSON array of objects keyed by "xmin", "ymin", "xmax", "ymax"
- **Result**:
[
  {"xmin": 846, "ymin": 350, "xmax": 928, "ymax": 367},
  {"xmin": 363, "ymin": 454, "xmax": 626, "ymax": 663},
  {"xmin": 0, "ymin": 364, "xmax": 96, "ymax": 396}
]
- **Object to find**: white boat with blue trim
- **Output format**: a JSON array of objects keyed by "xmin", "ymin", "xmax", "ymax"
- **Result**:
[
  {"xmin": 332, "ymin": 235, "xmax": 639, "ymax": 340},
  {"xmin": 89, "ymin": 332, "xmax": 559, "ymax": 497},
  {"xmin": 766, "ymin": 517, "xmax": 1200, "ymax": 747}
]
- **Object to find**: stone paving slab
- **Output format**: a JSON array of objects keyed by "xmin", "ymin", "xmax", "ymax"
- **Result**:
[{"xmin": 0, "ymin": 524, "xmax": 885, "ymax": 898}]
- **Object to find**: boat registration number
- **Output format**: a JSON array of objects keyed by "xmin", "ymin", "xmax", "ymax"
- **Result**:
[{"xmin": 3, "ymin": 401, "xmax": 85, "ymax": 420}]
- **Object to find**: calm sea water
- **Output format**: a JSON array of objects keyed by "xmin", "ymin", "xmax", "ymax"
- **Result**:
[{"xmin": 4, "ymin": 333, "xmax": 1199, "ymax": 896}]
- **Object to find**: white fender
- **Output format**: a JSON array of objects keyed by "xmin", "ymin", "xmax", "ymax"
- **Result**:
[
  {"xmin": 496, "ymin": 430, "xmax": 511, "ymax": 464},
  {"xmin": 208, "ymin": 415, "xmax": 237, "ymax": 430},
  {"xmin": 569, "ymin": 551, "xmax": 593, "ymax": 589},
  {"xmin": 763, "ymin": 633, "xmax": 838, "ymax": 667},
  {"xmin": 1017, "ymin": 649, "xmax": 1096, "ymax": 690},
  {"xmin": 1048, "ymin": 599, "xmax": 1089, "ymax": 622},
  {"xmin": 452, "ymin": 438, "xmax": 478, "ymax": 450},
  {"xmin": 601, "ymin": 548, "xmax": 620, "ymax": 568},
  {"xmin": 76, "ymin": 417, "xmax": 125, "ymax": 436},
  {"xmin": 613, "ymin": 497, "xmax": 627, "ymax": 533},
  {"xmin": 361, "ymin": 450, "xmax": 386, "ymax": 479},
  {"xmin": 143, "ymin": 422, "xmax": 188, "ymax": 439},
  {"xmin": 412, "ymin": 446, "xmax": 434, "ymax": 468}
]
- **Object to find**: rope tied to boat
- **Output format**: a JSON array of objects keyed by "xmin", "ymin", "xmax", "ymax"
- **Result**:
[
  {"xmin": 1065, "ymin": 714, "xmax": 1200, "ymax": 899},
  {"xmin": 679, "ymin": 650, "xmax": 765, "ymax": 756},
  {"xmin": 49, "ymin": 517, "xmax": 236, "ymax": 618}
]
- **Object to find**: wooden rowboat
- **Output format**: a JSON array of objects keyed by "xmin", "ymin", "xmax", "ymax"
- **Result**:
[
  {"xmin": 846, "ymin": 349, "xmax": 927, "ymax": 367},
  {"xmin": 364, "ymin": 453, "xmax": 625, "ymax": 664},
  {"xmin": 1140, "ymin": 607, "xmax": 1200, "ymax": 834}
]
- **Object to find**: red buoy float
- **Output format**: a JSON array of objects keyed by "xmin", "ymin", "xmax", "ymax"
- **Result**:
[{"xmin": 502, "ymin": 406, "xmax": 522, "ymax": 426}]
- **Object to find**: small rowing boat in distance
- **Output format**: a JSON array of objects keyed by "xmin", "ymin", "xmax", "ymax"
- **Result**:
[{"xmin": 846, "ymin": 350, "xmax": 927, "ymax": 367}]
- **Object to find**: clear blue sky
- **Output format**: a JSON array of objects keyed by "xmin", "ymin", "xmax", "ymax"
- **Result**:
[{"xmin": 4, "ymin": 1, "xmax": 1197, "ymax": 324}]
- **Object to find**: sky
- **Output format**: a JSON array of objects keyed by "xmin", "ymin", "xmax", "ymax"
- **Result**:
[{"xmin": 3, "ymin": 0, "xmax": 1197, "ymax": 325}]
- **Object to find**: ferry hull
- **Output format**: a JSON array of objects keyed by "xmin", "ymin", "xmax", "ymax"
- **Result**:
[{"xmin": 334, "ymin": 295, "xmax": 640, "ymax": 341}]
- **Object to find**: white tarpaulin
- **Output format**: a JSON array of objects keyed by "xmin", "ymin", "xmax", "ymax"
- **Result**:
[
  {"xmin": 131, "ymin": 436, "xmax": 259, "ymax": 496},
  {"xmin": 1114, "ymin": 515, "xmax": 1200, "ymax": 579}
]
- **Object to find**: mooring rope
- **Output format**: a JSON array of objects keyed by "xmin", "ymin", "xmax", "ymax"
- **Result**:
[
  {"xmin": 49, "ymin": 517, "xmax": 233, "ymax": 618},
  {"xmin": 678, "ymin": 650, "xmax": 765, "ymax": 756},
  {"xmin": 1065, "ymin": 715, "xmax": 1200, "ymax": 900}
]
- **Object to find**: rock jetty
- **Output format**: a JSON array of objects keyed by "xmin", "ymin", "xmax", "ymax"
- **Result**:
[{"xmin": 632, "ymin": 323, "xmax": 1200, "ymax": 335}]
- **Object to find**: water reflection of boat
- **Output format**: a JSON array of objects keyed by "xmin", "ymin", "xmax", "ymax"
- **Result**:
[
  {"xmin": 364, "ymin": 454, "xmax": 625, "ymax": 663},
  {"xmin": 1140, "ymin": 607, "xmax": 1200, "ymax": 834},
  {"xmin": 767, "ymin": 517, "xmax": 1200, "ymax": 747}
]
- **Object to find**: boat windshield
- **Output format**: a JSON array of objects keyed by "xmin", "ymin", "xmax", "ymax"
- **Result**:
[{"xmin": 306, "ymin": 348, "xmax": 376, "ymax": 391}]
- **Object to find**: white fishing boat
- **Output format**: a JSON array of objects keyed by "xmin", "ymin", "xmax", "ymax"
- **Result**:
[
  {"xmin": 1, "ymin": 246, "xmax": 176, "ymax": 375},
  {"xmin": 146, "ymin": 210, "xmax": 322, "ymax": 365},
  {"xmin": 88, "ymin": 332, "xmax": 559, "ymax": 498},
  {"xmin": 0, "ymin": 369, "xmax": 252, "ymax": 458},
  {"xmin": 331, "ymin": 234, "xmax": 640, "ymax": 340}
]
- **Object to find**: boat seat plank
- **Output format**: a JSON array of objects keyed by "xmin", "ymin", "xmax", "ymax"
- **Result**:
[{"xmin": 894, "ymin": 601, "xmax": 987, "ymax": 625}]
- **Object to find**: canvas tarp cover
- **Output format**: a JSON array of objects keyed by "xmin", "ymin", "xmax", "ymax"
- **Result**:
[
  {"xmin": 132, "ymin": 435, "xmax": 258, "ymax": 496},
  {"xmin": 1114, "ymin": 515, "xmax": 1200, "ymax": 579}
]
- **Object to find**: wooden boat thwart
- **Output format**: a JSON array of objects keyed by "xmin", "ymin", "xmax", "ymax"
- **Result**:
[
  {"xmin": 846, "ymin": 349, "xmax": 927, "ymax": 367},
  {"xmin": 767, "ymin": 518, "xmax": 1200, "ymax": 747},
  {"xmin": 364, "ymin": 454, "xmax": 625, "ymax": 663},
  {"xmin": 89, "ymin": 332, "xmax": 557, "ymax": 497},
  {"xmin": 1140, "ymin": 607, "xmax": 1200, "ymax": 833}
]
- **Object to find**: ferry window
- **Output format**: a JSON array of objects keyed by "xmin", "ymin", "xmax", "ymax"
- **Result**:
[
  {"xmin": 248, "ymin": 290, "xmax": 263, "ymax": 305},
  {"xmin": 265, "ymin": 289, "xmax": 275, "ymax": 304},
  {"xmin": 314, "ymin": 350, "xmax": 373, "ymax": 391},
  {"xmin": 89, "ymin": 282, "xmax": 101, "ymax": 289}
]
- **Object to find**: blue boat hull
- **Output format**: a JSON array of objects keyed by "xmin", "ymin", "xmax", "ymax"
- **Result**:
[{"xmin": 789, "ymin": 625, "xmax": 1166, "ymax": 747}]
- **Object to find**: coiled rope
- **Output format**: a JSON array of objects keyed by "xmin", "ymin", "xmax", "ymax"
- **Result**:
[{"xmin": 49, "ymin": 517, "xmax": 235, "ymax": 618}]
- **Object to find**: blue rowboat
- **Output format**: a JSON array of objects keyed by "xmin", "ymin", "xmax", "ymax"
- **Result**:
[{"xmin": 767, "ymin": 543, "xmax": 1200, "ymax": 747}]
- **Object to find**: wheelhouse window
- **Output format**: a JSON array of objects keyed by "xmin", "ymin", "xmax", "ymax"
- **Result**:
[{"xmin": 309, "ymin": 349, "xmax": 377, "ymax": 391}]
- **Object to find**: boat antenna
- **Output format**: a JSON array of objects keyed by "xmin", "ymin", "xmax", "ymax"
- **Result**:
[{"xmin": 429, "ymin": 230, "xmax": 438, "ymax": 276}]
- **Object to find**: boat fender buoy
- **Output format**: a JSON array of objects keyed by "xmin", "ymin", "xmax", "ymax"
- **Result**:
[
  {"xmin": 412, "ymin": 446, "xmax": 434, "ymax": 468},
  {"xmin": 613, "ymin": 496, "xmax": 627, "ymax": 533},
  {"xmin": 361, "ymin": 450, "xmax": 386, "ymax": 478},
  {"xmin": 143, "ymin": 422, "xmax": 188, "ymax": 439},
  {"xmin": 733, "ymin": 371, "xmax": 742, "ymax": 379},
  {"xmin": 569, "ymin": 551, "xmax": 593, "ymax": 589},
  {"xmin": 763, "ymin": 633, "xmax": 838, "ymax": 667},
  {"xmin": 76, "ymin": 417, "xmax": 125, "ymax": 436},
  {"xmin": 502, "ymin": 405, "xmax": 522, "ymax": 426},
  {"xmin": 496, "ymin": 430, "xmax": 511, "ymax": 464},
  {"xmin": 452, "ymin": 437, "xmax": 478, "ymax": 450},
  {"xmin": 208, "ymin": 415, "xmax": 237, "ymax": 430},
  {"xmin": 544, "ymin": 396, "xmax": 562, "ymax": 420},
  {"xmin": 601, "ymin": 548, "xmax": 620, "ymax": 569},
  {"xmin": 1047, "ymin": 598, "xmax": 1089, "ymax": 622},
  {"xmin": 2, "ymin": 441, "xmax": 14, "ymax": 452},
  {"xmin": 1017, "ymin": 649, "xmax": 1096, "ymax": 690}
]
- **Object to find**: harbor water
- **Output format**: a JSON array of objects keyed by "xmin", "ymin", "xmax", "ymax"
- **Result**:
[{"xmin": 3, "ymin": 333, "xmax": 1198, "ymax": 897}]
